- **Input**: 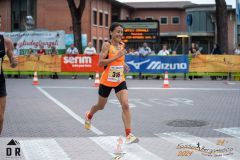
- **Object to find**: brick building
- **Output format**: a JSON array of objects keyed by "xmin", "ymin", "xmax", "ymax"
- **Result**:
[{"xmin": 0, "ymin": 0, "xmax": 236, "ymax": 53}]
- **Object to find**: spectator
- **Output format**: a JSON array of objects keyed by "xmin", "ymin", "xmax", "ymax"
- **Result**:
[
  {"xmin": 138, "ymin": 42, "xmax": 151, "ymax": 79},
  {"xmin": 172, "ymin": 50, "xmax": 177, "ymax": 55},
  {"xmin": 12, "ymin": 43, "xmax": 20, "ymax": 78},
  {"xmin": 13, "ymin": 43, "xmax": 20, "ymax": 57},
  {"xmin": 37, "ymin": 45, "xmax": 46, "ymax": 55},
  {"xmin": 27, "ymin": 48, "xmax": 34, "ymax": 56},
  {"xmin": 66, "ymin": 44, "xmax": 79, "ymax": 79},
  {"xmin": 66, "ymin": 44, "xmax": 79, "ymax": 54},
  {"xmin": 234, "ymin": 45, "xmax": 240, "ymax": 55},
  {"xmin": 49, "ymin": 46, "xmax": 58, "ymax": 55},
  {"xmin": 49, "ymin": 46, "xmax": 58, "ymax": 79},
  {"xmin": 189, "ymin": 43, "xmax": 201, "ymax": 57},
  {"xmin": 84, "ymin": 42, "xmax": 97, "ymax": 80},
  {"xmin": 158, "ymin": 44, "xmax": 170, "ymax": 56},
  {"xmin": 211, "ymin": 44, "xmax": 222, "ymax": 54},
  {"xmin": 188, "ymin": 43, "xmax": 201, "ymax": 80},
  {"xmin": 84, "ymin": 42, "xmax": 96, "ymax": 55},
  {"xmin": 172, "ymin": 50, "xmax": 177, "ymax": 80},
  {"xmin": 139, "ymin": 42, "xmax": 151, "ymax": 57}
]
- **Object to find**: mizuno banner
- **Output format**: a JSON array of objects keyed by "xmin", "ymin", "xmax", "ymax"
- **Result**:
[{"xmin": 125, "ymin": 55, "xmax": 189, "ymax": 73}]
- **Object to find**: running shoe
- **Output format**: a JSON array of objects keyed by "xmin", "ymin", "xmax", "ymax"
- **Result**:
[
  {"xmin": 125, "ymin": 133, "xmax": 139, "ymax": 144},
  {"xmin": 84, "ymin": 112, "xmax": 91, "ymax": 130}
]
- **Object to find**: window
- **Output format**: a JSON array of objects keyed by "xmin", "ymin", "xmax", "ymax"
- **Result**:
[
  {"xmin": 146, "ymin": 17, "xmax": 153, "ymax": 20},
  {"xmin": 93, "ymin": 10, "xmax": 97, "ymax": 25},
  {"xmin": 11, "ymin": 0, "xmax": 36, "ymax": 31},
  {"xmin": 160, "ymin": 17, "xmax": 168, "ymax": 25},
  {"xmin": 172, "ymin": 16, "xmax": 180, "ymax": 24},
  {"xmin": 99, "ymin": 12, "xmax": 103, "ymax": 26},
  {"xmin": 134, "ymin": 17, "xmax": 141, "ymax": 21},
  {"xmin": 105, "ymin": 14, "xmax": 108, "ymax": 27}
]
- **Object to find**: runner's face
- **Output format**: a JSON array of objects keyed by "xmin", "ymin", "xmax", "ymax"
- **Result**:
[{"xmin": 111, "ymin": 26, "xmax": 123, "ymax": 42}]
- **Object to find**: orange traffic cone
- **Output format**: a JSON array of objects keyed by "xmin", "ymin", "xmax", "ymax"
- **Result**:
[
  {"xmin": 32, "ymin": 71, "xmax": 39, "ymax": 85},
  {"xmin": 162, "ymin": 71, "xmax": 170, "ymax": 88},
  {"xmin": 94, "ymin": 72, "xmax": 100, "ymax": 87}
]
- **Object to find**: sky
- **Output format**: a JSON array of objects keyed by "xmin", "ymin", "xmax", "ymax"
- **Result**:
[{"xmin": 118, "ymin": 0, "xmax": 236, "ymax": 8}]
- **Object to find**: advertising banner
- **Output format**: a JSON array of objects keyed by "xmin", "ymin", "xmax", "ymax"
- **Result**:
[
  {"xmin": 61, "ymin": 54, "xmax": 103, "ymax": 72},
  {"xmin": 3, "ymin": 55, "xmax": 61, "ymax": 72},
  {"xmin": 0, "ymin": 31, "xmax": 66, "ymax": 55},
  {"xmin": 125, "ymin": 55, "xmax": 189, "ymax": 73},
  {"xmin": 189, "ymin": 55, "xmax": 240, "ymax": 72}
]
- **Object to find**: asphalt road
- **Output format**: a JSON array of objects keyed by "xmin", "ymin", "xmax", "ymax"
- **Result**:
[{"xmin": 0, "ymin": 78, "xmax": 239, "ymax": 160}]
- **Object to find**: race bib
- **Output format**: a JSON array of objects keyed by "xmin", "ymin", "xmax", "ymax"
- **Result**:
[{"xmin": 107, "ymin": 66, "xmax": 123, "ymax": 82}]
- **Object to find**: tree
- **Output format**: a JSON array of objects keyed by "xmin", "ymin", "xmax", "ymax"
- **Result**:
[
  {"xmin": 215, "ymin": 0, "xmax": 228, "ymax": 53},
  {"xmin": 67, "ymin": 0, "xmax": 86, "ymax": 53}
]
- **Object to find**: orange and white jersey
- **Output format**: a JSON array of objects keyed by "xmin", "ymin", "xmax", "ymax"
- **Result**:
[{"xmin": 100, "ymin": 43, "xmax": 125, "ymax": 87}]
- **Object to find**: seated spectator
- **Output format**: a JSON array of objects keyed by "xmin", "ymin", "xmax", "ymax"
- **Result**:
[
  {"xmin": 138, "ymin": 42, "xmax": 151, "ymax": 79},
  {"xmin": 84, "ymin": 42, "xmax": 96, "ymax": 80},
  {"xmin": 66, "ymin": 44, "xmax": 79, "ymax": 54},
  {"xmin": 234, "ymin": 45, "xmax": 240, "ymax": 55},
  {"xmin": 84, "ymin": 42, "xmax": 96, "ymax": 55},
  {"xmin": 172, "ymin": 50, "xmax": 177, "ymax": 55},
  {"xmin": 13, "ymin": 43, "xmax": 20, "ymax": 57},
  {"xmin": 211, "ymin": 44, "xmax": 222, "ymax": 54},
  {"xmin": 158, "ymin": 44, "xmax": 170, "ymax": 56},
  {"xmin": 66, "ymin": 44, "xmax": 79, "ymax": 79},
  {"xmin": 139, "ymin": 42, "xmax": 151, "ymax": 57},
  {"xmin": 49, "ymin": 46, "xmax": 59, "ymax": 79},
  {"xmin": 27, "ymin": 48, "xmax": 34, "ymax": 56},
  {"xmin": 49, "ymin": 46, "xmax": 58, "ymax": 55},
  {"xmin": 37, "ymin": 45, "xmax": 46, "ymax": 55}
]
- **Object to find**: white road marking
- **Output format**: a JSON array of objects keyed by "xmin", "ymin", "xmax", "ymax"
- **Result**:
[
  {"xmin": 90, "ymin": 136, "xmax": 164, "ymax": 160},
  {"xmin": 36, "ymin": 86, "xmax": 104, "ymax": 136},
  {"xmin": 109, "ymin": 99, "xmax": 137, "ymax": 108},
  {"xmin": 41, "ymin": 86, "xmax": 240, "ymax": 91},
  {"xmin": 169, "ymin": 97, "xmax": 194, "ymax": 106},
  {"xmin": 130, "ymin": 99, "xmax": 153, "ymax": 107},
  {"xmin": 149, "ymin": 98, "xmax": 179, "ymax": 106},
  {"xmin": 20, "ymin": 139, "xmax": 70, "ymax": 160},
  {"xmin": 155, "ymin": 132, "xmax": 240, "ymax": 160},
  {"xmin": 215, "ymin": 127, "xmax": 240, "ymax": 139}
]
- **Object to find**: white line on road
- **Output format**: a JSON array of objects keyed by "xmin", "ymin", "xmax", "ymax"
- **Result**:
[
  {"xmin": 36, "ymin": 86, "xmax": 104, "ymax": 136},
  {"xmin": 40, "ymin": 86, "xmax": 240, "ymax": 91},
  {"xmin": 90, "ymin": 136, "xmax": 164, "ymax": 160},
  {"xmin": 20, "ymin": 139, "xmax": 70, "ymax": 160},
  {"xmin": 215, "ymin": 127, "xmax": 240, "ymax": 139}
]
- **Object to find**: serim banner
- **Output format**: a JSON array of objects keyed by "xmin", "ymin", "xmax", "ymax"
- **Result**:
[
  {"xmin": 61, "ymin": 54, "xmax": 103, "ymax": 72},
  {"xmin": 125, "ymin": 55, "xmax": 189, "ymax": 73}
]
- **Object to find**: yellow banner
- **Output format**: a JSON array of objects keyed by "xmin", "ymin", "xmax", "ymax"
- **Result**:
[
  {"xmin": 3, "ymin": 55, "xmax": 61, "ymax": 72},
  {"xmin": 189, "ymin": 55, "xmax": 240, "ymax": 72}
]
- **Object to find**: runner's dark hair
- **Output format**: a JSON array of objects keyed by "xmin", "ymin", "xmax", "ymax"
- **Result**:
[{"xmin": 109, "ymin": 22, "xmax": 123, "ymax": 39}]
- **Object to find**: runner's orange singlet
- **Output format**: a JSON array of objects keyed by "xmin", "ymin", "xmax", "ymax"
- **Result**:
[{"xmin": 100, "ymin": 43, "xmax": 125, "ymax": 87}]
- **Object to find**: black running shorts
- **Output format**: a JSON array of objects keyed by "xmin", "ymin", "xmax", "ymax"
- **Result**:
[
  {"xmin": 0, "ymin": 78, "xmax": 7, "ymax": 97},
  {"xmin": 98, "ymin": 81, "xmax": 127, "ymax": 98}
]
